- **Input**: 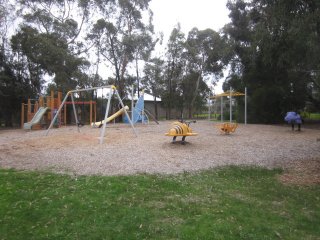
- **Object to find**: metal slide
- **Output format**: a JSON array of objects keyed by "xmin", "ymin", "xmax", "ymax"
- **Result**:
[{"xmin": 23, "ymin": 107, "xmax": 49, "ymax": 130}]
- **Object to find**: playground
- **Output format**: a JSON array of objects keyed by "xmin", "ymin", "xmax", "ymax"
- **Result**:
[{"xmin": 0, "ymin": 121, "xmax": 319, "ymax": 177}]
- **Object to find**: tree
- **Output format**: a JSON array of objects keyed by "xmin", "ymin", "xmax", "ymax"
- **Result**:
[
  {"xmin": 0, "ymin": 0, "xmax": 33, "ymax": 127},
  {"xmin": 142, "ymin": 57, "xmax": 164, "ymax": 119},
  {"xmin": 224, "ymin": 0, "xmax": 320, "ymax": 123},
  {"xmin": 11, "ymin": 0, "xmax": 91, "ymax": 92},
  {"xmin": 184, "ymin": 28, "xmax": 227, "ymax": 117},
  {"xmin": 131, "ymin": 31, "xmax": 156, "ymax": 97},
  {"xmin": 88, "ymin": 0, "xmax": 154, "ymax": 98},
  {"xmin": 164, "ymin": 24, "xmax": 186, "ymax": 119}
]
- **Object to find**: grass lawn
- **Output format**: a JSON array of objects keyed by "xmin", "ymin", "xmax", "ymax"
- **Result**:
[
  {"xmin": 1, "ymin": 167, "xmax": 319, "ymax": 239},
  {"xmin": 309, "ymin": 113, "xmax": 320, "ymax": 120}
]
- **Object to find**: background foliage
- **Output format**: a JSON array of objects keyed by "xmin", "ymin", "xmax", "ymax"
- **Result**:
[{"xmin": 0, "ymin": 0, "xmax": 319, "ymax": 126}]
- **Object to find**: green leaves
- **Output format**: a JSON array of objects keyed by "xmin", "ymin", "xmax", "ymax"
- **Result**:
[{"xmin": 224, "ymin": 0, "xmax": 320, "ymax": 122}]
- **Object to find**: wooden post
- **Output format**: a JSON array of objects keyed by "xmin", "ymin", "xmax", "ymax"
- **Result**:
[
  {"xmin": 57, "ymin": 92, "xmax": 62, "ymax": 106},
  {"xmin": 58, "ymin": 91, "xmax": 62, "ymax": 125},
  {"xmin": 39, "ymin": 96, "xmax": 43, "ymax": 107},
  {"xmin": 64, "ymin": 103, "xmax": 67, "ymax": 126},
  {"xmin": 94, "ymin": 102, "xmax": 96, "ymax": 122},
  {"xmin": 27, "ymin": 99, "xmax": 31, "ymax": 122},
  {"xmin": 34, "ymin": 101, "xmax": 39, "ymax": 113},
  {"xmin": 47, "ymin": 96, "xmax": 51, "ymax": 121},
  {"xmin": 21, "ymin": 103, "xmax": 25, "ymax": 129},
  {"xmin": 51, "ymin": 90, "xmax": 54, "ymax": 109},
  {"xmin": 89, "ymin": 100, "xmax": 93, "ymax": 125}
]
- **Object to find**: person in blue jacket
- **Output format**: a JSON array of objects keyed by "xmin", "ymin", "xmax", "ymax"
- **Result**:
[{"xmin": 284, "ymin": 111, "xmax": 302, "ymax": 131}]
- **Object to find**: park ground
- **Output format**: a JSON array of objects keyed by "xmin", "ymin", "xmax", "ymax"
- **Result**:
[
  {"xmin": 1, "ymin": 121, "xmax": 320, "ymax": 239},
  {"xmin": 0, "ymin": 120, "xmax": 319, "ymax": 183}
]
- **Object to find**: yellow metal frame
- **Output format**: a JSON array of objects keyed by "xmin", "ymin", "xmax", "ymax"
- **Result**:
[{"xmin": 210, "ymin": 91, "xmax": 245, "ymax": 99}]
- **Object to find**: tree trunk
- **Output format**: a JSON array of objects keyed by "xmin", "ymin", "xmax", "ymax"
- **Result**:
[
  {"xmin": 119, "ymin": 55, "xmax": 129, "ymax": 99},
  {"xmin": 136, "ymin": 58, "xmax": 140, "ymax": 98},
  {"xmin": 190, "ymin": 72, "xmax": 202, "ymax": 117},
  {"xmin": 153, "ymin": 96, "xmax": 158, "ymax": 120}
]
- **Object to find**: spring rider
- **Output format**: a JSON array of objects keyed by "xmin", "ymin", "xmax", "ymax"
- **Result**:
[{"xmin": 165, "ymin": 120, "xmax": 198, "ymax": 144}]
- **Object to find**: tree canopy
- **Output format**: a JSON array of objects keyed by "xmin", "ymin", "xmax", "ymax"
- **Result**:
[
  {"xmin": 0, "ymin": 0, "xmax": 319, "ymax": 126},
  {"xmin": 224, "ymin": 0, "xmax": 320, "ymax": 123}
]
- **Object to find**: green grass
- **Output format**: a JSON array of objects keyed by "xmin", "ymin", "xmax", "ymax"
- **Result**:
[
  {"xmin": 301, "ymin": 112, "xmax": 320, "ymax": 120},
  {"xmin": 309, "ymin": 113, "xmax": 320, "ymax": 120},
  {"xmin": 193, "ymin": 113, "xmax": 220, "ymax": 119},
  {"xmin": 1, "ymin": 167, "xmax": 319, "ymax": 239}
]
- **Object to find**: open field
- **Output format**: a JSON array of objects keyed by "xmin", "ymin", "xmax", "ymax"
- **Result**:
[{"xmin": 0, "ymin": 121, "xmax": 319, "ymax": 176}]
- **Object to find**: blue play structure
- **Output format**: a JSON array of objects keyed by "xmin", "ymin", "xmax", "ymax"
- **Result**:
[
  {"xmin": 123, "ymin": 94, "xmax": 148, "ymax": 124},
  {"xmin": 284, "ymin": 112, "xmax": 302, "ymax": 124}
]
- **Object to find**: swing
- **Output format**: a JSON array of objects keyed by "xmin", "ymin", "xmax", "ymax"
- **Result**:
[
  {"xmin": 90, "ymin": 88, "xmax": 107, "ymax": 128},
  {"xmin": 76, "ymin": 92, "xmax": 85, "ymax": 127}
]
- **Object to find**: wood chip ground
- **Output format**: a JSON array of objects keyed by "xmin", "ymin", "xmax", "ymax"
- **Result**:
[{"xmin": 1, "ymin": 121, "xmax": 319, "ymax": 179}]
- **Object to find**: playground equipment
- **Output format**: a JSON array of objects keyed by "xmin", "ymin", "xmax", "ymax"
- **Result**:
[
  {"xmin": 165, "ymin": 120, "xmax": 198, "ymax": 144},
  {"xmin": 23, "ymin": 107, "xmax": 49, "ymax": 130},
  {"xmin": 123, "ymin": 89, "xmax": 159, "ymax": 125},
  {"xmin": 284, "ymin": 112, "xmax": 302, "ymax": 131},
  {"xmin": 91, "ymin": 106, "xmax": 129, "ymax": 128},
  {"xmin": 21, "ymin": 91, "xmax": 62, "ymax": 130},
  {"xmin": 216, "ymin": 122, "xmax": 238, "ymax": 134},
  {"xmin": 21, "ymin": 91, "xmax": 97, "ymax": 129},
  {"xmin": 46, "ymin": 85, "xmax": 137, "ymax": 144},
  {"xmin": 285, "ymin": 112, "xmax": 302, "ymax": 123},
  {"xmin": 63, "ymin": 100, "xmax": 96, "ymax": 126},
  {"xmin": 211, "ymin": 87, "xmax": 247, "ymax": 124}
]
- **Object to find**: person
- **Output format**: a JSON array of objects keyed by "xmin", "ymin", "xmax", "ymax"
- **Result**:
[{"xmin": 284, "ymin": 111, "xmax": 302, "ymax": 131}]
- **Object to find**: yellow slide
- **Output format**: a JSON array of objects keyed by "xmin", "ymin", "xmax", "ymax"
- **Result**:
[{"xmin": 91, "ymin": 106, "xmax": 129, "ymax": 128}]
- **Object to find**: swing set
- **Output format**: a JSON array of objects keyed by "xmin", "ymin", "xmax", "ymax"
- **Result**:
[{"xmin": 46, "ymin": 85, "xmax": 137, "ymax": 144}]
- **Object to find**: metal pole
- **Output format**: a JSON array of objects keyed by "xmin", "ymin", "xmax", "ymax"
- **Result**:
[
  {"xmin": 99, "ymin": 88, "xmax": 113, "ymax": 144},
  {"xmin": 46, "ymin": 92, "xmax": 70, "ymax": 136},
  {"xmin": 245, "ymin": 87, "xmax": 247, "ymax": 125},
  {"xmin": 221, "ymin": 96, "xmax": 223, "ymax": 122},
  {"xmin": 70, "ymin": 94, "xmax": 80, "ymax": 133},
  {"xmin": 208, "ymin": 90, "xmax": 211, "ymax": 121},
  {"xmin": 230, "ymin": 87, "xmax": 232, "ymax": 123},
  {"xmin": 68, "ymin": 86, "xmax": 112, "ymax": 94},
  {"xmin": 115, "ymin": 89, "xmax": 138, "ymax": 137},
  {"xmin": 131, "ymin": 85, "xmax": 134, "ymax": 123}
]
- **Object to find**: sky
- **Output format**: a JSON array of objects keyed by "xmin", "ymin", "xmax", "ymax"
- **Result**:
[
  {"xmin": 150, "ymin": 0, "xmax": 230, "ymax": 37},
  {"xmin": 149, "ymin": 0, "xmax": 231, "ymax": 93}
]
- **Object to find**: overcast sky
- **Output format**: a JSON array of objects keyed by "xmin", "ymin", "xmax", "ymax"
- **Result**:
[
  {"xmin": 150, "ymin": 0, "xmax": 230, "ymax": 37},
  {"xmin": 149, "ymin": 0, "xmax": 231, "ymax": 93}
]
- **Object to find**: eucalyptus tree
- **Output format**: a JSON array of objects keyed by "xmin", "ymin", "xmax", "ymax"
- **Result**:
[
  {"xmin": 131, "ymin": 31, "xmax": 156, "ymax": 97},
  {"xmin": 0, "ymin": 0, "xmax": 16, "ymax": 95},
  {"xmin": 88, "ymin": 0, "xmax": 154, "ymax": 98},
  {"xmin": 224, "ymin": 0, "xmax": 320, "ymax": 123},
  {"xmin": 0, "ymin": 0, "xmax": 15, "ymax": 43},
  {"xmin": 0, "ymin": 1, "xmax": 31, "ymax": 126},
  {"xmin": 142, "ymin": 57, "xmax": 164, "ymax": 119},
  {"xmin": 11, "ymin": 0, "xmax": 91, "ymax": 93},
  {"xmin": 164, "ymin": 24, "xmax": 186, "ymax": 119},
  {"xmin": 184, "ymin": 28, "xmax": 227, "ymax": 117}
]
